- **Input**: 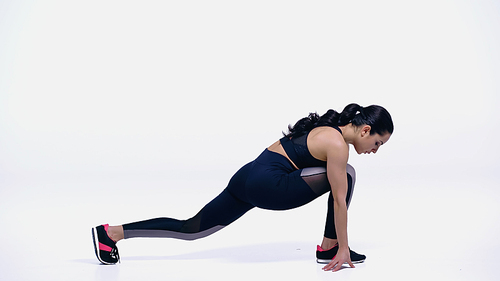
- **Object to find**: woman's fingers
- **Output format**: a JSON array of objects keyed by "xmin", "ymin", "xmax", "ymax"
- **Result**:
[
  {"xmin": 322, "ymin": 258, "xmax": 355, "ymax": 272},
  {"xmin": 322, "ymin": 260, "xmax": 338, "ymax": 271},
  {"xmin": 332, "ymin": 261, "xmax": 344, "ymax": 272}
]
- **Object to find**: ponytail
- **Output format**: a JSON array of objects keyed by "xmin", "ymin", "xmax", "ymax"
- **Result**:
[{"xmin": 284, "ymin": 103, "xmax": 393, "ymax": 138}]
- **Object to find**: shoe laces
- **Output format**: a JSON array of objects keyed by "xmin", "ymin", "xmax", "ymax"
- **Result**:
[{"xmin": 110, "ymin": 247, "xmax": 120, "ymax": 263}]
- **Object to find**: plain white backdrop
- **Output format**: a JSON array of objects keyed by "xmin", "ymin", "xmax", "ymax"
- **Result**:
[{"xmin": 1, "ymin": 1, "xmax": 499, "ymax": 280}]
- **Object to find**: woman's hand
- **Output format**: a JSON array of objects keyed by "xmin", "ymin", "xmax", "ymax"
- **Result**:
[{"xmin": 322, "ymin": 248, "xmax": 355, "ymax": 272}]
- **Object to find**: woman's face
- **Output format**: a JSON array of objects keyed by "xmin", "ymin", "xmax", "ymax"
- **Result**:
[{"xmin": 353, "ymin": 126, "xmax": 391, "ymax": 155}]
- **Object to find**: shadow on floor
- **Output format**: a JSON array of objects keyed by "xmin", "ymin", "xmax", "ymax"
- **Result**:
[{"xmin": 77, "ymin": 241, "xmax": 316, "ymax": 264}]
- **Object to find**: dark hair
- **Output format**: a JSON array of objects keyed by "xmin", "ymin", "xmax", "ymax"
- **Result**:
[{"xmin": 284, "ymin": 103, "xmax": 394, "ymax": 138}]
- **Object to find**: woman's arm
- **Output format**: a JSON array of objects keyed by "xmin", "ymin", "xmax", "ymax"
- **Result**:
[
  {"xmin": 325, "ymin": 147, "xmax": 354, "ymax": 271},
  {"xmin": 310, "ymin": 128, "xmax": 354, "ymax": 272}
]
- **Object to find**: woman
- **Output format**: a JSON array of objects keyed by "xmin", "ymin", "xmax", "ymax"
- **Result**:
[{"xmin": 92, "ymin": 103, "xmax": 393, "ymax": 272}]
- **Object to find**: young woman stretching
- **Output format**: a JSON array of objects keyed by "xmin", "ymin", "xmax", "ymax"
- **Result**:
[{"xmin": 92, "ymin": 103, "xmax": 393, "ymax": 272}]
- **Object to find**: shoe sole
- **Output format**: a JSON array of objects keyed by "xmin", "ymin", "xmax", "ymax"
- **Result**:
[
  {"xmin": 92, "ymin": 227, "xmax": 116, "ymax": 265},
  {"xmin": 316, "ymin": 258, "xmax": 365, "ymax": 264}
]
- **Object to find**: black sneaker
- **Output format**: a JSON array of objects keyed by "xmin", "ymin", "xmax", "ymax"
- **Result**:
[
  {"xmin": 92, "ymin": 224, "xmax": 120, "ymax": 265},
  {"xmin": 316, "ymin": 245, "xmax": 366, "ymax": 264}
]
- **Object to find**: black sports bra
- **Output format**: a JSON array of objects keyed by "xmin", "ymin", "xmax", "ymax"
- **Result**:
[{"xmin": 279, "ymin": 126, "xmax": 342, "ymax": 169}]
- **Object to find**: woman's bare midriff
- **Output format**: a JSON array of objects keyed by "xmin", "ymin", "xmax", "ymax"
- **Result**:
[{"xmin": 267, "ymin": 140, "xmax": 299, "ymax": 170}]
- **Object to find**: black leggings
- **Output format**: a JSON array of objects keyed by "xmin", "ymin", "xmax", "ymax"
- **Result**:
[{"xmin": 123, "ymin": 149, "xmax": 355, "ymax": 240}]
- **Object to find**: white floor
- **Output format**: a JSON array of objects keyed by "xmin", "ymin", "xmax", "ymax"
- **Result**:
[{"xmin": 1, "ymin": 172, "xmax": 498, "ymax": 281}]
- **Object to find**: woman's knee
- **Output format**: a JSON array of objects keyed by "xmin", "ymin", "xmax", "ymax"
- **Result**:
[{"xmin": 301, "ymin": 165, "xmax": 354, "ymax": 179}]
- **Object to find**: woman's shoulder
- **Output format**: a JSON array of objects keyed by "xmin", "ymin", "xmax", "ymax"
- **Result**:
[
  {"xmin": 309, "ymin": 126, "xmax": 344, "ymax": 143},
  {"xmin": 307, "ymin": 127, "xmax": 348, "ymax": 160}
]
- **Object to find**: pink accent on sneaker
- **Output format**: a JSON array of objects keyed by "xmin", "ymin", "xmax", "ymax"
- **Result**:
[
  {"xmin": 317, "ymin": 243, "xmax": 339, "ymax": 252},
  {"xmin": 102, "ymin": 224, "xmax": 118, "ymax": 243},
  {"xmin": 99, "ymin": 242, "xmax": 113, "ymax": 252}
]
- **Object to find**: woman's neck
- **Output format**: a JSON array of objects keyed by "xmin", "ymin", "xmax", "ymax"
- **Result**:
[{"xmin": 338, "ymin": 124, "xmax": 357, "ymax": 145}]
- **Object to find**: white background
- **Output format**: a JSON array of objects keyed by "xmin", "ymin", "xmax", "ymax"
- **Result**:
[{"xmin": 1, "ymin": 1, "xmax": 499, "ymax": 280}]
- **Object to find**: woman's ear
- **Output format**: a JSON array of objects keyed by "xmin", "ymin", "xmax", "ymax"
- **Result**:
[{"xmin": 360, "ymin": 125, "xmax": 371, "ymax": 137}]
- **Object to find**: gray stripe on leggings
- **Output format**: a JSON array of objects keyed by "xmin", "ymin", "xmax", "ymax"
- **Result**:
[
  {"xmin": 300, "ymin": 165, "xmax": 356, "ymax": 207},
  {"xmin": 124, "ymin": 225, "xmax": 226, "ymax": 241},
  {"xmin": 300, "ymin": 167, "xmax": 327, "ymax": 177}
]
